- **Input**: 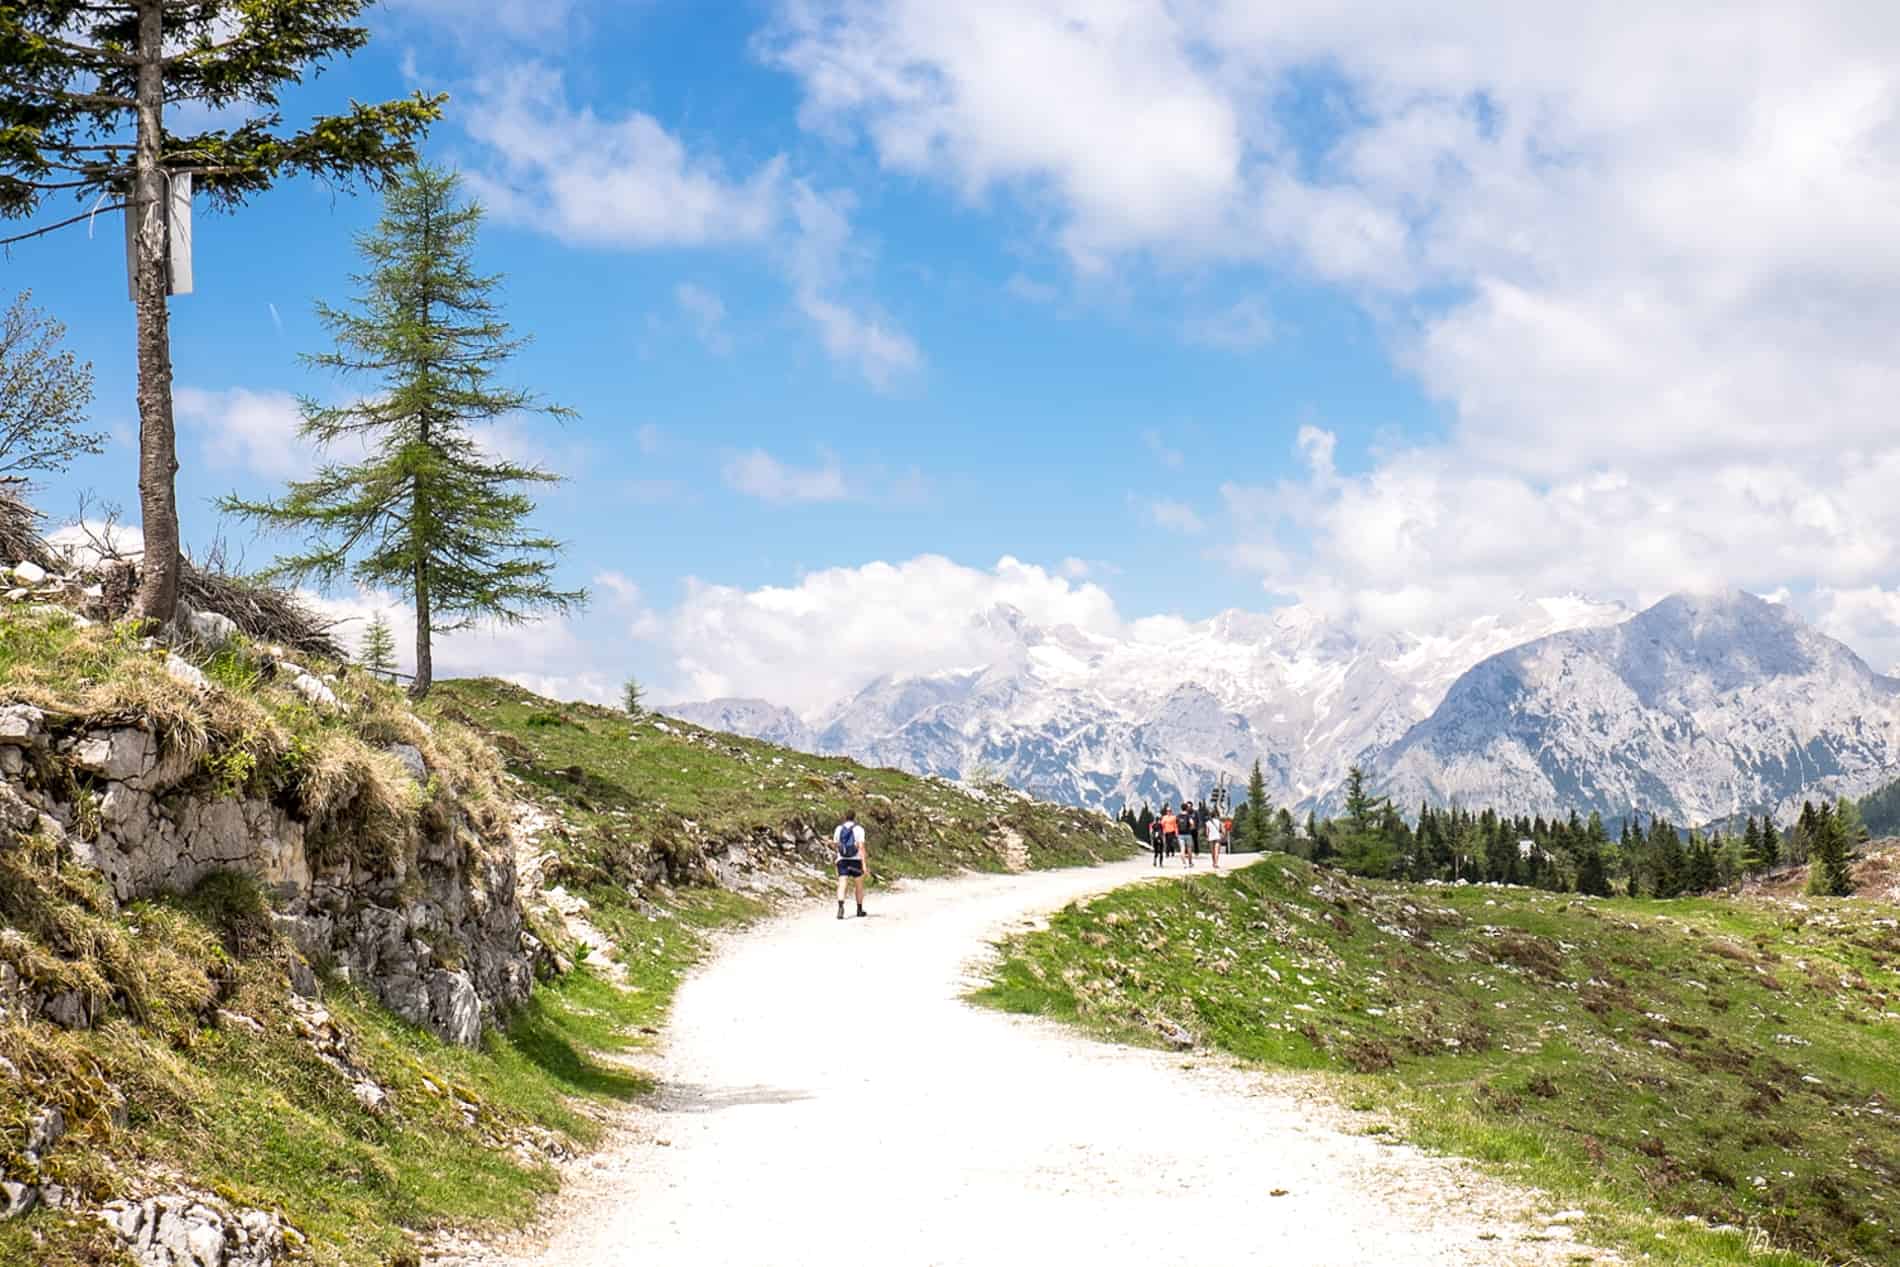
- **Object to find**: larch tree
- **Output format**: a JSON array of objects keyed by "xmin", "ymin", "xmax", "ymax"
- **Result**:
[
  {"xmin": 223, "ymin": 164, "xmax": 582, "ymax": 698},
  {"xmin": 0, "ymin": 1, "xmax": 440, "ymax": 622}
]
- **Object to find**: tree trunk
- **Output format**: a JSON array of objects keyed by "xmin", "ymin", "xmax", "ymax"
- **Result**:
[
  {"xmin": 131, "ymin": 0, "xmax": 180, "ymax": 625},
  {"xmin": 411, "ymin": 562, "xmax": 432, "ymax": 699}
]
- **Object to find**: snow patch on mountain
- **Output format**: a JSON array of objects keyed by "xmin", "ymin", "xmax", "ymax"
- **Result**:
[
  {"xmin": 1369, "ymin": 590, "xmax": 1900, "ymax": 823},
  {"xmin": 667, "ymin": 594, "xmax": 1635, "ymax": 812}
]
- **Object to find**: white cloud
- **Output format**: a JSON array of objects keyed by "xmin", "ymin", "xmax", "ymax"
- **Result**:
[
  {"xmin": 763, "ymin": 0, "xmax": 1242, "ymax": 270},
  {"xmin": 782, "ymin": 182, "xmax": 923, "ymax": 388},
  {"xmin": 463, "ymin": 66, "xmax": 919, "ymax": 389},
  {"xmin": 720, "ymin": 448, "xmax": 850, "ymax": 504},
  {"xmin": 665, "ymin": 555, "xmax": 1121, "ymax": 710},
  {"xmin": 1183, "ymin": 298, "xmax": 1273, "ymax": 350},
  {"xmin": 767, "ymin": 3, "xmax": 1900, "ymax": 627},
  {"xmin": 1005, "ymin": 273, "xmax": 1060, "ymax": 304},
  {"xmin": 295, "ymin": 585, "xmax": 618, "ymax": 705},
  {"xmin": 1141, "ymin": 428, "xmax": 1184, "ymax": 469},
  {"xmin": 796, "ymin": 293, "xmax": 922, "ymax": 388},
  {"xmin": 1148, "ymin": 501, "xmax": 1205, "ymax": 536},
  {"xmin": 465, "ymin": 65, "xmax": 784, "ymax": 250},
  {"xmin": 673, "ymin": 283, "xmax": 731, "ymax": 354},
  {"xmin": 635, "ymin": 423, "xmax": 666, "ymax": 456},
  {"xmin": 175, "ymin": 387, "xmax": 311, "ymax": 480},
  {"xmin": 592, "ymin": 569, "xmax": 663, "ymax": 638}
]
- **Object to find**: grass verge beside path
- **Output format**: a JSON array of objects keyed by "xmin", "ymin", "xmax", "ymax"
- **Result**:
[
  {"xmin": 976, "ymin": 855, "xmax": 1900, "ymax": 1267},
  {"xmin": 1, "ymin": 870, "xmax": 759, "ymax": 1267},
  {"xmin": 427, "ymin": 679, "xmax": 1133, "ymax": 883}
]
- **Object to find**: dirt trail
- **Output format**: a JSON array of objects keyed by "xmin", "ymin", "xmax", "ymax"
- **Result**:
[{"xmin": 441, "ymin": 856, "xmax": 1600, "ymax": 1267}]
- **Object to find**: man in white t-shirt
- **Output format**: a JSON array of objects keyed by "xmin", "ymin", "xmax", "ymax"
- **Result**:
[
  {"xmin": 834, "ymin": 811, "xmax": 869, "ymax": 919},
  {"xmin": 1204, "ymin": 809, "xmax": 1223, "ymax": 868}
]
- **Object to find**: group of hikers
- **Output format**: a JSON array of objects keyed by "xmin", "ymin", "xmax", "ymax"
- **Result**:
[
  {"xmin": 1148, "ymin": 800, "xmax": 1228, "ymax": 869},
  {"xmin": 827, "ymin": 795, "xmax": 1229, "ymax": 923}
]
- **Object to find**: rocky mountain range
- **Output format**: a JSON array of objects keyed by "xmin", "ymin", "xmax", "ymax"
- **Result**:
[{"xmin": 666, "ymin": 590, "xmax": 1900, "ymax": 824}]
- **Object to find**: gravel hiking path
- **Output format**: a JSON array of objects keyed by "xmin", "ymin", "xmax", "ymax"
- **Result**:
[{"xmin": 442, "ymin": 856, "xmax": 1603, "ymax": 1267}]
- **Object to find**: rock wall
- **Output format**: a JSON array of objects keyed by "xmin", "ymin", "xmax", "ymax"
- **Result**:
[{"xmin": 0, "ymin": 699, "xmax": 530, "ymax": 1046}]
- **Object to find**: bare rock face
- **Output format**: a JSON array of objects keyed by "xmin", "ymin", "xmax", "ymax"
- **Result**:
[
  {"xmin": 102, "ymin": 1196, "xmax": 288, "ymax": 1267},
  {"xmin": 4, "ymin": 704, "xmax": 530, "ymax": 1047}
]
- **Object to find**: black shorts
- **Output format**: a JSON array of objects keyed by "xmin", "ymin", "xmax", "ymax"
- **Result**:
[{"xmin": 837, "ymin": 858, "xmax": 864, "ymax": 878}]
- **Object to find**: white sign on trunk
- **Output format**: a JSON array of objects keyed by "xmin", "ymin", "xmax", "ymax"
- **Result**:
[{"xmin": 123, "ymin": 171, "xmax": 193, "ymax": 299}]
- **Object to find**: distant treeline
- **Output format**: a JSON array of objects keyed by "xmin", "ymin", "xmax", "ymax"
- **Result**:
[{"xmin": 1120, "ymin": 762, "xmax": 1876, "ymax": 898}]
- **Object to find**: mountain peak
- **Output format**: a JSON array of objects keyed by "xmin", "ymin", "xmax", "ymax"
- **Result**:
[{"xmin": 673, "ymin": 590, "xmax": 1896, "ymax": 822}]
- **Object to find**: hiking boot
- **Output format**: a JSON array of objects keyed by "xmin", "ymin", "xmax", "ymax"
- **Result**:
[
  {"xmin": 836, "ymin": 902, "xmax": 845, "ymax": 920},
  {"xmin": 856, "ymin": 906, "xmax": 867, "ymax": 917}
]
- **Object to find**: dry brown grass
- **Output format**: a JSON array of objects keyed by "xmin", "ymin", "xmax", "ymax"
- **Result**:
[
  {"xmin": 296, "ymin": 733, "xmax": 425, "ymax": 871},
  {"xmin": 0, "ymin": 830, "xmax": 222, "ymax": 1032}
]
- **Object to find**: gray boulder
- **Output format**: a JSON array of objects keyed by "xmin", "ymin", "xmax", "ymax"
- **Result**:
[
  {"xmin": 179, "ymin": 604, "xmax": 240, "ymax": 648},
  {"xmin": 0, "ymin": 703, "xmax": 45, "ymax": 748}
]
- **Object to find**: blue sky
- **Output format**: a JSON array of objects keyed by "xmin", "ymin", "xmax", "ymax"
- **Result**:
[{"xmin": 11, "ymin": 2, "xmax": 1900, "ymax": 705}]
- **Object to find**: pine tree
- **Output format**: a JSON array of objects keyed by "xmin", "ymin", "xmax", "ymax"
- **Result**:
[
  {"xmin": 1806, "ymin": 802, "xmax": 1856, "ymax": 897},
  {"xmin": 1334, "ymin": 765, "xmax": 1397, "ymax": 876},
  {"xmin": 1685, "ymin": 836, "xmax": 1718, "ymax": 893},
  {"xmin": 224, "ymin": 166, "xmax": 583, "ymax": 698},
  {"xmin": 1576, "ymin": 844, "xmax": 1612, "ymax": 897},
  {"xmin": 1649, "ymin": 819, "xmax": 1687, "ymax": 898},
  {"xmin": 1837, "ymin": 797, "xmax": 1871, "ymax": 847},
  {"xmin": 1761, "ymin": 817, "xmax": 1781, "ymax": 870},
  {"xmin": 622, "ymin": 676, "xmax": 644, "ymax": 718},
  {"xmin": 1741, "ymin": 816, "xmax": 1765, "ymax": 874},
  {"xmin": 1, "ymin": 3, "xmax": 440, "ymax": 623},
  {"xmin": 358, "ymin": 611, "xmax": 397, "ymax": 678},
  {"xmin": 1243, "ymin": 759, "xmax": 1272, "ymax": 853},
  {"xmin": 1788, "ymin": 801, "xmax": 1821, "ymax": 866}
]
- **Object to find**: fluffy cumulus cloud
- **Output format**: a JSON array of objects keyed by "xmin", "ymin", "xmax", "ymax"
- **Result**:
[
  {"xmin": 462, "ymin": 65, "xmax": 919, "ymax": 389},
  {"xmin": 464, "ymin": 65, "xmax": 784, "ymax": 250},
  {"xmin": 296, "ymin": 586, "xmax": 621, "ymax": 706},
  {"xmin": 175, "ymin": 386, "xmax": 311, "ymax": 480},
  {"xmin": 766, "ymin": 0, "xmax": 1900, "ymax": 653},
  {"xmin": 720, "ymin": 448, "xmax": 850, "ymax": 504},
  {"xmin": 665, "ymin": 555, "xmax": 1121, "ymax": 711}
]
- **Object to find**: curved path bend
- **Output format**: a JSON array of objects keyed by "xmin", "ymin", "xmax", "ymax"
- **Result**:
[{"xmin": 453, "ymin": 856, "xmax": 1598, "ymax": 1267}]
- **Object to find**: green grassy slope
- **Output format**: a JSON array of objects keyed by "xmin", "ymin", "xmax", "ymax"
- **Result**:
[
  {"xmin": 977, "ymin": 855, "xmax": 1900, "ymax": 1267},
  {"xmin": 426, "ymin": 678, "xmax": 1134, "ymax": 883}
]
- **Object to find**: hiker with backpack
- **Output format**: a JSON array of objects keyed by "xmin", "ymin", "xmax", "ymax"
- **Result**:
[
  {"xmin": 1160, "ymin": 804, "xmax": 1179, "ymax": 862},
  {"xmin": 1180, "ymin": 800, "xmax": 1199, "ymax": 867},
  {"xmin": 834, "ymin": 811, "xmax": 868, "ymax": 920},
  {"xmin": 1149, "ymin": 812, "xmax": 1166, "ymax": 867},
  {"xmin": 1204, "ymin": 805, "xmax": 1223, "ymax": 869}
]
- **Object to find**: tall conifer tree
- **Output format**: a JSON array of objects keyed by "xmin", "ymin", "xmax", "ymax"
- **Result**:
[
  {"xmin": 1243, "ymin": 759, "xmax": 1272, "ymax": 853},
  {"xmin": 225, "ymin": 165, "xmax": 582, "ymax": 697},
  {"xmin": 2, "ymin": 2, "xmax": 440, "ymax": 623},
  {"xmin": 1806, "ymin": 802, "xmax": 1856, "ymax": 897}
]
